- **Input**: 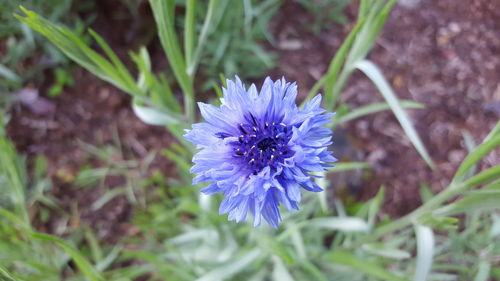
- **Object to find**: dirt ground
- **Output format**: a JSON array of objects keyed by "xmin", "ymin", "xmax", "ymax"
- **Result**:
[
  {"xmin": 269, "ymin": 0, "xmax": 500, "ymax": 214},
  {"xmin": 6, "ymin": 0, "xmax": 500, "ymax": 236}
]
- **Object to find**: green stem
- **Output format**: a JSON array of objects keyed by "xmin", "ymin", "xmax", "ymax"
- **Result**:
[
  {"xmin": 354, "ymin": 167, "xmax": 500, "ymax": 247},
  {"xmin": 187, "ymin": 0, "xmax": 219, "ymax": 76},
  {"xmin": 326, "ymin": 67, "xmax": 353, "ymax": 111}
]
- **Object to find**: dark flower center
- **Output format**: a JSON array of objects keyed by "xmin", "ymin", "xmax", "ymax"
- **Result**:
[
  {"xmin": 217, "ymin": 113, "xmax": 294, "ymax": 174},
  {"xmin": 257, "ymin": 137, "xmax": 276, "ymax": 151}
]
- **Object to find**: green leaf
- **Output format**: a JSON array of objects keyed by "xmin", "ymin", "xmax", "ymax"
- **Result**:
[
  {"xmin": 196, "ymin": 249, "xmax": 262, "ymax": 281},
  {"xmin": 417, "ymin": 214, "xmax": 458, "ymax": 230},
  {"xmin": 15, "ymin": 7, "xmax": 140, "ymax": 96},
  {"xmin": 329, "ymin": 251, "xmax": 408, "ymax": 281},
  {"xmin": 132, "ymin": 100, "xmax": 183, "ymax": 126},
  {"xmin": 0, "ymin": 136, "xmax": 29, "ymax": 223},
  {"xmin": 327, "ymin": 162, "xmax": 370, "ymax": 173},
  {"xmin": 162, "ymin": 148, "xmax": 191, "ymax": 180},
  {"xmin": 306, "ymin": 217, "xmax": 370, "ymax": 232},
  {"xmin": 419, "ymin": 183, "xmax": 434, "ymax": 203},
  {"xmin": 288, "ymin": 222, "xmax": 307, "ymax": 259},
  {"xmin": 31, "ymin": 233, "xmax": 104, "ymax": 281},
  {"xmin": 316, "ymin": 17, "xmax": 365, "ymax": 107},
  {"xmin": 483, "ymin": 120, "xmax": 500, "ymax": 143},
  {"xmin": 452, "ymin": 134, "xmax": 500, "ymax": 183},
  {"xmin": 0, "ymin": 64, "xmax": 21, "ymax": 82},
  {"xmin": 435, "ymin": 180, "xmax": 500, "ymax": 215},
  {"xmin": 149, "ymin": 0, "xmax": 194, "ymax": 120},
  {"xmin": 272, "ymin": 256, "xmax": 295, "ymax": 281},
  {"xmin": 91, "ymin": 187, "xmax": 129, "ymax": 211},
  {"xmin": 96, "ymin": 246, "xmax": 122, "ymax": 272},
  {"xmin": 367, "ymin": 186, "xmax": 385, "ymax": 228},
  {"xmin": 333, "ymin": 100, "xmax": 425, "ymax": 127},
  {"xmin": 345, "ymin": 1, "xmax": 395, "ymax": 66},
  {"xmin": 461, "ymin": 165, "xmax": 500, "ymax": 191},
  {"xmin": 299, "ymin": 261, "xmax": 329, "ymax": 281},
  {"xmin": 0, "ymin": 266, "xmax": 20, "ymax": 281},
  {"xmin": 361, "ymin": 243, "xmax": 411, "ymax": 260},
  {"xmin": 473, "ymin": 260, "xmax": 491, "ymax": 281},
  {"xmin": 325, "ymin": 0, "xmax": 397, "ymax": 109},
  {"xmin": 87, "ymin": 29, "xmax": 137, "ymax": 92},
  {"xmin": 188, "ymin": 0, "xmax": 220, "ymax": 76},
  {"xmin": 413, "ymin": 225, "xmax": 434, "ymax": 281},
  {"xmin": 355, "ymin": 60, "xmax": 435, "ymax": 169},
  {"xmin": 129, "ymin": 48, "xmax": 182, "ymax": 113},
  {"xmin": 184, "ymin": 0, "xmax": 197, "ymax": 68},
  {"xmin": 84, "ymin": 227, "xmax": 103, "ymax": 264}
]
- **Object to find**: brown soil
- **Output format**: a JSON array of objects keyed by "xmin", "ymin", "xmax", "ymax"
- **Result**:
[
  {"xmin": 269, "ymin": 0, "xmax": 500, "ymax": 215},
  {"xmin": 6, "ymin": 0, "xmax": 500, "ymax": 237}
]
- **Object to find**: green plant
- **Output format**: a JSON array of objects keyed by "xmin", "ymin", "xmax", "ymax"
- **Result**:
[
  {"xmin": 0, "ymin": 134, "xmax": 96, "ymax": 281},
  {"xmin": 296, "ymin": 0, "xmax": 349, "ymax": 33},
  {"xmin": 198, "ymin": 0, "xmax": 280, "ymax": 89},
  {"xmin": 0, "ymin": 0, "xmax": 92, "ymax": 93}
]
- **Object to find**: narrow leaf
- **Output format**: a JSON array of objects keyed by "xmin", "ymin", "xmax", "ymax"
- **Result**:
[
  {"xmin": 333, "ymin": 100, "xmax": 424, "ymax": 127},
  {"xmin": 149, "ymin": 0, "xmax": 194, "ymax": 120},
  {"xmin": 329, "ymin": 251, "xmax": 408, "ymax": 281},
  {"xmin": 307, "ymin": 217, "xmax": 369, "ymax": 232},
  {"xmin": 452, "ymin": 134, "xmax": 500, "ymax": 183},
  {"xmin": 132, "ymin": 100, "xmax": 182, "ymax": 126},
  {"xmin": 413, "ymin": 225, "xmax": 434, "ymax": 281},
  {"xmin": 327, "ymin": 162, "xmax": 370, "ymax": 173},
  {"xmin": 435, "ymin": 180, "xmax": 500, "ymax": 215},
  {"xmin": 196, "ymin": 249, "xmax": 261, "ymax": 281},
  {"xmin": 355, "ymin": 60, "xmax": 435, "ymax": 168},
  {"xmin": 184, "ymin": 0, "xmax": 197, "ymax": 68},
  {"xmin": 31, "ymin": 233, "xmax": 103, "ymax": 281}
]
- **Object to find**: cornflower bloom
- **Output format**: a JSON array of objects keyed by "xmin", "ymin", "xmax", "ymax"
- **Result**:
[{"xmin": 184, "ymin": 77, "xmax": 336, "ymax": 227}]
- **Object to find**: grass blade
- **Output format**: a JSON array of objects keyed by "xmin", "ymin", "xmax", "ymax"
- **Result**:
[
  {"xmin": 149, "ymin": 0, "xmax": 194, "ymax": 121},
  {"xmin": 413, "ymin": 225, "xmax": 434, "ymax": 281},
  {"xmin": 435, "ymin": 180, "xmax": 500, "ymax": 215},
  {"xmin": 306, "ymin": 217, "xmax": 369, "ymax": 232},
  {"xmin": 0, "ymin": 136, "xmax": 29, "ymax": 224},
  {"xmin": 15, "ymin": 7, "xmax": 141, "ymax": 96},
  {"xmin": 0, "ymin": 64, "xmax": 21, "ymax": 82},
  {"xmin": 452, "ymin": 134, "xmax": 500, "ymax": 183},
  {"xmin": 333, "ymin": 100, "xmax": 425, "ymax": 127},
  {"xmin": 326, "ymin": 0, "xmax": 397, "ymax": 109},
  {"xmin": 355, "ymin": 60, "xmax": 435, "ymax": 168},
  {"xmin": 31, "ymin": 233, "xmax": 104, "ymax": 281},
  {"xmin": 196, "ymin": 249, "xmax": 262, "ymax": 281},
  {"xmin": 87, "ymin": 29, "xmax": 137, "ymax": 93},
  {"xmin": 188, "ymin": 0, "xmax": 220, "ymax": 76},
  {"xmin": 327, "ymin": 162, "xmax": 370, "ymax": 173},
  {"xmin": 474, "ymin": 260, "xmax": 491, "ymax": 281},
  {"xmin": 329, "ymin": 251, "xmax": 408, "ymax": 281},
  {"xmin": 272, "ymin": 256, "xmax": 295, "ymax": 281},
  {"xmin": 314, "ymin": 18, "xmax": 365, "ymax": 107},
  {"xmin": 0, "ymin": 266, "xmax": 20, "ymax": 281},
  {"xmin": 184, "ymin": 0, "xmax": 197, "ymax": 68},
  {"xmin": 132, "ymin": 99, "xmax": 183, "ymax": 126}
]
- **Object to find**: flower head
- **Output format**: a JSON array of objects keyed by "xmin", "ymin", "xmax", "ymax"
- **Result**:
[{"xmin": 184, "ymin": 76, "xmax": 336, "ymax": 228}]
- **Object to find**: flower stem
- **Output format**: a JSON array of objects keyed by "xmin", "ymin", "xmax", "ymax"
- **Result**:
[{"xmin": 352, "ymin": 167, "xmax": 500, "ymax": 247}]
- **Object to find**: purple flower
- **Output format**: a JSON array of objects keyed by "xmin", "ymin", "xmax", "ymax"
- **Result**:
[{"xmin": 184, "ymin": 77, "xmax": 336, "ymax": 228}]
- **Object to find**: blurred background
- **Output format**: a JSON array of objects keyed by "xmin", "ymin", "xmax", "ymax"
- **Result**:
[{"xmin": 1, "ymin": 0, "xmax": 499, "ymax": 280}]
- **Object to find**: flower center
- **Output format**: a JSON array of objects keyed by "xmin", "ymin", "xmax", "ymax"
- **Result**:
[
  {"xmin": 222, "ymin": 114, "xmax": 293, "ymax": 174},
  {"xmin": 257, "ymin": 137, "xmax": 276, "ymax": 151}
]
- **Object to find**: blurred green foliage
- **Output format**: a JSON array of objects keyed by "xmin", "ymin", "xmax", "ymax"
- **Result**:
[
  {"xmin": 296, "ymin": 0, "xmax": 349, "ymax": 33},
  {"xmin": 0, "ymin": 0, "xmax": 93, "ymax": 94},
  {"xmin": 197, "ymin": 0, "xmax": 280, "ymax": 90}
]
